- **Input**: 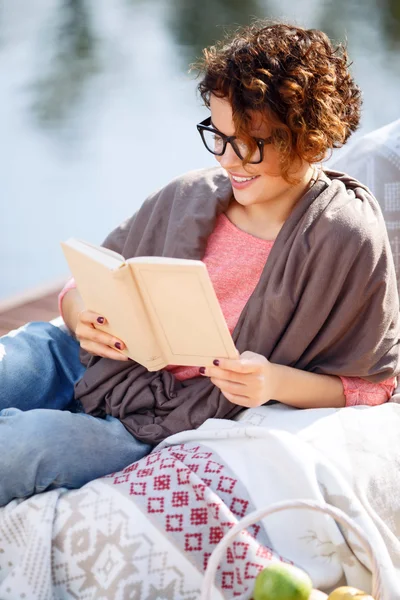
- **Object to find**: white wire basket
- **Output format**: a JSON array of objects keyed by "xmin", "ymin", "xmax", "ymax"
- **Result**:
[{"xmin": 200, "ymin": 499, "xmax": 382, "ymax": 600}]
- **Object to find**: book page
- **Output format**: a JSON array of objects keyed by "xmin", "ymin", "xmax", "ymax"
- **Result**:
[
  {"xmin": 61, "ymin": 242, "xmax": 165, "ymax": 371},
  {"xmin": 131, "ymin": 261, "xmax": 238, "ymax": 367},
  {"xmin": 129, "ymin": 256, "xmax": 202, "ymax": 266},
  {"xmin": 62, "ymin": 239, "xmax": 125, "ymax": 270}
]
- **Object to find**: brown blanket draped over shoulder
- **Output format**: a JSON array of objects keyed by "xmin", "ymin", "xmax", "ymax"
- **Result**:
[{"xmin": 74, "ymin": 167, "xmax": 400, "ymax": 444}]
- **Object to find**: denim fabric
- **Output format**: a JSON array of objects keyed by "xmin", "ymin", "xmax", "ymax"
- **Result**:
[
  {"xmin": 0, "ymin": 322, "xmax": 152, "ymax": 506},
  {"xmin": 0, "ymin": 321, "xmax": 85, "ymax": 411}
]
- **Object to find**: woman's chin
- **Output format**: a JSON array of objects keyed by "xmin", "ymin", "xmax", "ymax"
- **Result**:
[{"xmin": 232, "ymin": 188, "xmax": 261, "ymax": 206}]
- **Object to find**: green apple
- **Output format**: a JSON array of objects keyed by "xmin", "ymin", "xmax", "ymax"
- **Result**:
[{"xmin": 253, "ymin": 562, "xmax": 313, "ymax": 600}]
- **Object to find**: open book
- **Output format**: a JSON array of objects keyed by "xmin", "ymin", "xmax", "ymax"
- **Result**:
[{"xmin": 61, "ymin": 239, "xmax": 238, "ymax": 371}]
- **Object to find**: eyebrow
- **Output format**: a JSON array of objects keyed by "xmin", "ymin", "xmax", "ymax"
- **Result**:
[
  {"xmin": 210, "ymin": 119, "xmax": 259, "ymax": 138},
  {"xmin": 209, "ymin": 119, "xmax": 267, "ymax": 142}
]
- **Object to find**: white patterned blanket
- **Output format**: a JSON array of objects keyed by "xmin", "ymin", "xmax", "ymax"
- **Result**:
[{"xmin": 0, "ymin": 402, "xmax": 399, "ymax": 599}]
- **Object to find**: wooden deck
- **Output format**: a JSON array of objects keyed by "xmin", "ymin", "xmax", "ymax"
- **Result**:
[{"xmin": 0, "ymin": 289, "xmax": 61, "ymax": 337}]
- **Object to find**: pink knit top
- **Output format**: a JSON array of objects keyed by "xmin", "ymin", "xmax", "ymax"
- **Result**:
[{"xmin": 59, "ymin": 213, "xmax": 396, "ymax": 406}]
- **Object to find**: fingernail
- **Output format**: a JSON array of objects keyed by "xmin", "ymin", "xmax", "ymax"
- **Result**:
[
  {"xmin": 97, "ymin": 316, "xmax": 104, "ymax": 324},
  {"xmin": 213, "ymin": 359, "xmax": 220, "ymax": 366},
  {"xmin": 115, "ymin": 342, "xmax": 122, "ymax": 350},
  {"xmin": 199, "ymin": 367, "xmax": 206, "ymax": 375}
]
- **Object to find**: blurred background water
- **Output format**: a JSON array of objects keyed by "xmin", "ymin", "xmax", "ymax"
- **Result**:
[{"xmin": 1, "ymin": 0, "xmax": 400, "ymax": 302}]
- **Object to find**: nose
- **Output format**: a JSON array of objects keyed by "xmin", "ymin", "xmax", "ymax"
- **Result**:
[{"xmin": 216, "ymin": 142, "xmax": 242, "ymax": 171}]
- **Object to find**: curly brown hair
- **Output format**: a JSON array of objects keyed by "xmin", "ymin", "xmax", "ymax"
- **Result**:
[{"xmin": 192, "ymin": 21, "xmax": 362, "ymax": 181}]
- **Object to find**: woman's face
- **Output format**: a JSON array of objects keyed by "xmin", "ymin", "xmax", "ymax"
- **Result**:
[{"xmin": 209, "ymin": 94, "xmax": 312, "ymax": 209}]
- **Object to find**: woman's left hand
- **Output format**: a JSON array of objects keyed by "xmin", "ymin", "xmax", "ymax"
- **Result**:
[{"xmin": 200, "ymin": 350, "xmax": 277, "ymax": 408}]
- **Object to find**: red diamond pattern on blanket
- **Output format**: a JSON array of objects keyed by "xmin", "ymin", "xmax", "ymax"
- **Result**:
[
  {"xmin": 233, "ymin": 541, "xmax": 250, "ymax": 560},
  {"xmin": 191, "ymin": 507, "xmax": 208, "ymax": 526},
  {"xmin": 226, "ymin": 547, "xmax": 234, "ymax": 564},
  {"xmin": 185, "ymin": 532, "xmax": 203, "ymax": 551},
  {"xmin": 245, "ymin": 562, "xmax": 265, "ymax": 579},
  {"xmin": 130, "ymin": 481, "xmax": 147, "ymax": 496},
  {"xmin": 154, "ymin": 474, "xmax": 171, "ymax": 490},
  {"xmin": 222, "ymin": 571, "xmax": 235, "ymax": 589},
  {"xmin": 230, "ymin": 498, "xmax": 249, "ymax": 518},
  {"xmin": 166, "ymin": 514, "xmax": 184, "ymax": 532},
  {"xmin": 109, "ymin": 442, "xmax": 288, "ymax": 596},
  {"xmin": 147, "ymin": 497, "xmax": 164, "ymax": 513},
  {"xmin": 205, "ymin": 460, "xmax": 224, "ymax": 474},
  {"xmin": 172, "ymin": 490, "xmax": 189, "ymax": 507},
  {"xmin": 217, "ymin": 476, "xmax": 236, "ymax": 494},
  {"xmin": 137, "ymin": 467, "xmax": 154, "ymax": 478},
  {"xmin": 256, "ymin": 545, "xmax": 274, "ymax": 559},
  {"xmin": 209, "ymin": 526, "xmax": 225, "ymax": 544},
  {"xmin": 121, "ymin": 461, "xmax": 139, "ymax": 473}
]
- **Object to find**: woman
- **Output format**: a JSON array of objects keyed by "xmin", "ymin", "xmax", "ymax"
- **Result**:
[{"xmin": 0, "ymin": 21, "xmax": 399, "ymax": 506}]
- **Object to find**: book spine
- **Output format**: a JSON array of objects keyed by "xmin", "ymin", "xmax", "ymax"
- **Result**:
[
  {"xmin": 113, "ymin": 265, "xmax": 166, "ymax": 371},
  {"xmin": 129, "ymin": 263, "xmax": 172, "ymax": 366}
]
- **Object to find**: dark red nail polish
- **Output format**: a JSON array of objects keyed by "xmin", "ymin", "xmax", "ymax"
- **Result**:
[
  {"xmin": 199, "ymin": 367, "xmax": 206, "ymax": 375},
  {"xmin": 115, "ymin": 342, "xmax": 122, "ymax": 350},
  {"xmin": 97, "ymin": 316, "xmax": 104, "ymax": 324},
  {"xmin": 213, "ymin": 359, "xmax": 220, "ymax": 366}
]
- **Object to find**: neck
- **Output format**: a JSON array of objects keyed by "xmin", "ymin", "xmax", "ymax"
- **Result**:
[{"xmin": 226, "ymin": 165, "xmax": 318, "ymax": 240}]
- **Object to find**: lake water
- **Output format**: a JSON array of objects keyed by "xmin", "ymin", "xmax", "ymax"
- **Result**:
[{"xmin": 1, "ymin": 0, "xmax": 400, "ymax": 302}]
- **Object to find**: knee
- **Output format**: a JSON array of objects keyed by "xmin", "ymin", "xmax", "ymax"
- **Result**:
[
  {"xmin": 0, "ymin": 409, "xmax": 71, "ymax": 502},
  {"xmin": 0, "ymin": 322, "xmax": 82, "ymax": 410},
  {"xmin": 0, "ymin": 407, "xmax": 56, "ymax": 464}
]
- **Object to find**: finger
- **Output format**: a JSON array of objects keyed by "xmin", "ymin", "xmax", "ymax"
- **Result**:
[
  {"xmin": 220, "ymin": 390, "xmax": 251, "ymax": 407},
  {"xmin": 210, "ymin": 377, "xmax": 248, "ymax": 397},
  {"xmin": 202, "ymin": 367, "xmax": 246, "ymax": 383},
  {"xmin": 78, "ymin": 310, "xmax": 108, "ymax": 326},
  {"xmin": 80, "ymin": 341, "xmax": 130, "ymax": 361},
  {"xmin": 76, "ymin": 323, "xmax": 126, "ymax": 351},
  {"xmin": 212, "ymin": 356, "xmax": 259, "ymax": 374}
]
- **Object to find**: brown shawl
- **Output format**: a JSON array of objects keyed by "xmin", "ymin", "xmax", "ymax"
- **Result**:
[{"xmin": 74, "ymin": 167, "xmax": 400, "ymax": 444}]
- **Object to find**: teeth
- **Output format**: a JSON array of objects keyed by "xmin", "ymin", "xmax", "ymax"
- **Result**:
[{"xmin": 232, "ymin": 175, "xmax": 256, "ymax": 182}]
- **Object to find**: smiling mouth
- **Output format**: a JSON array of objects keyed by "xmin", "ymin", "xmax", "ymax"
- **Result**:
[{"xmin": 231, "ymin": 175, "xmax": 258, "ymax": 182}]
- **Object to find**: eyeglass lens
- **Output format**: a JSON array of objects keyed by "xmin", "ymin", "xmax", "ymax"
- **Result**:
[{"xmin": 201, "ymin": 129, "xmax": 262, "ymax": 163}]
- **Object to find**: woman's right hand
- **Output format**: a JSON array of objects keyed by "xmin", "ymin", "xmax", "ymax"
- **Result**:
[{"xmin": 75, "ymin": 310, "xmax": 129, "ymax": 361}]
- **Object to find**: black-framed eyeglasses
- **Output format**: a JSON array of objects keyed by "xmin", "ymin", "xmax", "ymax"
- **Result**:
[{"xmin": 196, "ymin": 116, "xmax": 273, "ymax": 164}]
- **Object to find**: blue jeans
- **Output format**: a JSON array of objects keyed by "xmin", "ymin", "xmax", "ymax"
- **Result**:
[{"xmin": 0, "ymin": 321, "xmax": 152, "ymax": 506}]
